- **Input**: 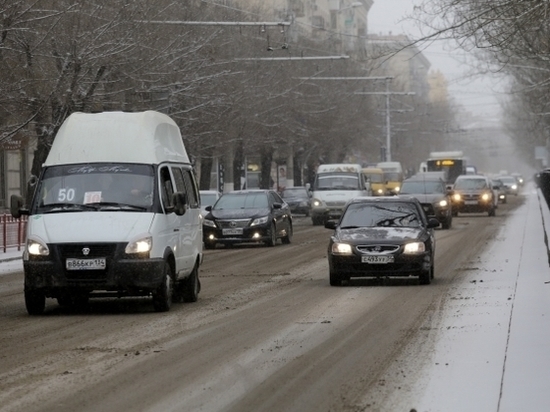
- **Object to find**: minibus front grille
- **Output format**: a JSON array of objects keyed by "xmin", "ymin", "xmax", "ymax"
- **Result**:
[{"xmin": 57, "ymin": 243, "xmax": 117, "ymax": 259}]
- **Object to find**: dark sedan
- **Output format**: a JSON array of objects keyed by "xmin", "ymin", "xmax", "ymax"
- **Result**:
[
  {"xmin": 325, "ymin": 196, "xmax": 439, "ymax": 286},
  {"xmin": 281, "ymin": 186, "xmax": 311, "ymax": 216},
  {"xmin": 203, "ymin": 190, "xmax": 293, "ymax": 249},
  {"xmin": 399, "ymin": 174, "xmax": 453, "ymax": 229}
]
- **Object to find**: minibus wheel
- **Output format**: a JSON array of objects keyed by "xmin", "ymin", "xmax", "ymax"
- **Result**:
[{"xmin": 152, "ymin": 262, "xmax": 173, "ymax": 312}]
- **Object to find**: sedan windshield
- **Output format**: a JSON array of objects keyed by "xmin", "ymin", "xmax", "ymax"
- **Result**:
[
  {"xmin": 340, "ymin": 202, "xmax": 421, "ymax": 228},
  {"xmin": 201, "ymin": 193, "xmax": 219, "ymax": 207},
  {"xmin": 454, "ymin": 178, "xmax": 488, "ymax": 190},
  {"xmin": 281, "ymin": 188, "xmax": 308, "ymax": 198},
  {"xmin": 214, "ymin": 193, "xmax": 268, "ymax": 209}
]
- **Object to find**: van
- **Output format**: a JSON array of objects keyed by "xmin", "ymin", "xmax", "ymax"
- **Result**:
[
  {"xmin": 377, "ymin": 161, "xmax": 404, "ymax": 193},
  {"xmin": 310, "ymin": 163, "xmax": 370, "ymax": 225},
  {"xmin": 362, "ymin": 167, "xmax": 387, "ymax": 196},
  {"xmin": 10, "ymin": 111, "xmax": 203, "ymax": 314}
]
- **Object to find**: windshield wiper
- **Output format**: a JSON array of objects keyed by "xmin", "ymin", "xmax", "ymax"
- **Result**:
[
  {"xmin": 87, "ymin": 202, "xmax": 147, "ymax": 211},
  {"xmin": 40, "ymin": 203, "xmax": 99, "ymax": 213},
  {"xmin": 376, "ymin": 213, "xmax": 418, "ymax": 227}
]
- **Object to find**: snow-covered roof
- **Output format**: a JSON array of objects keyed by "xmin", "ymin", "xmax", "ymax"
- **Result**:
[{"xmin": 44, "ymin": 111, "xmax": 190, "ymax": 166}]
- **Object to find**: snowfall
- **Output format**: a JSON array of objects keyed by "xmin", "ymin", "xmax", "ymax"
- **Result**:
[{"xmin": 2, "ymin": 183, "xmax": 550, "ymax": 412}]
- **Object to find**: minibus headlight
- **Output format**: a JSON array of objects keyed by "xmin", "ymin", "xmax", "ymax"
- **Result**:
[
  {"xmin": 125, "ymin": 236, "xmax": 152, "ymax": 254},
  {"xmin": 27, "ymin": 238, "xmax": 49, "ymax": 256}
]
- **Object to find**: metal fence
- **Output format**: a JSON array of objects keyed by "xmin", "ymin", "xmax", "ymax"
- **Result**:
[{"xmin": 1, "ymin": 214, "xmax": 27, "ymax": 252}]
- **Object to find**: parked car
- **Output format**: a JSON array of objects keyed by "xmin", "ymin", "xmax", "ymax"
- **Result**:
[
  {"xmin": 399, "ymin": 173, "xmax": 453, "ymax": 229},
  {"xmin": 491, "ymin": 178, "xmax": 507, "ymax": 204},
  {"xmin": 499, "ymin": 175, "xmax": 519, "ymax": 196},
  {"xmin": 199, "ymin": 190, "xmax": 222, "ymax": 217},
  {"xmin": 202, "ymin": 190, "xmax": 293, "ymax": 249},
  {"xmin": 451, "ymin": 175, "xmax": 497, "ymax": 216},
  {"xmin": 280, "ymin": 186, "xmax": 311, "ymax": 216},
  {"xmin": 324, "ymin": 196, "xmax": 439, "ymax": 286}
]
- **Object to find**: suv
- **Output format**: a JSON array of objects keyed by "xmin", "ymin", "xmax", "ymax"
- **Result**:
[
  {"xmin": 452, "ymin": 175, "xmax": 497, "ymax": 216},
  {"xmin": 400, "ymin": 173, "xmax": 453, "ymax": 229}
]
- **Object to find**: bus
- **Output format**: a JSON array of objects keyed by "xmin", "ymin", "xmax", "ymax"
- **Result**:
[{"xmin": 426, "ymin": 151, "xmax": 467, "ymax": 184}]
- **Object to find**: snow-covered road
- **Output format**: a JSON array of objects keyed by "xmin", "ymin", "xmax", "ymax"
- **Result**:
[{"xmin": 2, "ymin": 185, "xmax": 549, "ymax": 411}]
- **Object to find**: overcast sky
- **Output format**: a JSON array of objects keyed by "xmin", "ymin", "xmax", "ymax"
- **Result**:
[{"xmin": 367, "ymin": 0, "xmax": 507, "ymax": 121}]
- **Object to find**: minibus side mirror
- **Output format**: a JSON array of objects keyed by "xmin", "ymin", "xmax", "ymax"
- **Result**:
[
  {"xmin": 10, "ymin": 194, "xmax": 29, "ymax": 218},
  {"xmin": 172, "ymin": 192, "xmax": 188, "ymax": 216}
]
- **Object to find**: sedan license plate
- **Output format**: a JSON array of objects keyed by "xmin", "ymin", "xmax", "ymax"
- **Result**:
[
  {"xmin": 464, "ymin": 200, "xmax": 478, "ymax": 205},
  {"xmin": 362, "ymin": 255, "xmax": 394, "ymax": 264},
  {"xmin": 222, "ymin": 228, "xmax": 243, "ymax": 236},
  {"xmin": 66, "ymin": 258, "xmax": 106, "ymax": 270}
]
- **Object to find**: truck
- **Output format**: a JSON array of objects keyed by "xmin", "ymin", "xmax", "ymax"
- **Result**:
[
  {"xmin": 310, "ymin": 163, "xmax": 370, "ymax": 225},
  {"xmin": 10, "ymin": 111, "xmax": 203, "ymax": 314}
]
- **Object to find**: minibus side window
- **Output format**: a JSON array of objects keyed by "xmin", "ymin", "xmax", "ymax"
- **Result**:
[
  {"xmin": 160, "ymin": 166, "xmax": 174, "ymax": 210},
  {"xmin": 182, "ymin": 169, "xmax": 199, "ymax": 209}
]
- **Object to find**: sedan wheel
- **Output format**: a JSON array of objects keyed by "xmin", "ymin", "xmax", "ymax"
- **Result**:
[
  {"xmin": 265, "ymin": 222, "xmax": 277, "ymax": 247},
  {"xmin": 419, "ymin": 265, "xmax": 433, "ymax": 285},
  {"xmin": 281, "ymin": 223, "xmax": 293, "ymax": 244}
]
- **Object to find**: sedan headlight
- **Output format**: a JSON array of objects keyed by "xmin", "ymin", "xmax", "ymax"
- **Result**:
[
  {"xmin": 203, "ymin": 219, "xmax": 217, "ymax": 228},
  {"xmin": 27, "ymin": 238, "xmax": 49, "ymax": 256},
  {"xmin": 125, "ymin": 236, "xmax": 152, "ymax": 254},
  {"xmin": 453, "ymin": 193, "xmax": 461, "ymax": 201},
  {"xmin": 481, "ymin": 192, "xmax": 491, "ymax": 201},
  {"xmin": 404, "ymin": 242, "xmax": 425, "ymax": 254},
  {"xmin": 511, "ymin": 184, "xmax": 517, "ymax": 190},
  {"xmin": 331, "ymin": 242, "xmax": 353, "ymax": 255},
  {"xmin": 438, "ymin": 199, "xmax": 448, "ymax": 207},
  {"xmin": 251, "ymin": 216, "xmax": 269, "ymax": 226}
]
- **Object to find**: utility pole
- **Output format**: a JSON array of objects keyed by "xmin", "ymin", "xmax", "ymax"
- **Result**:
[
  {"xmin": 354, "ymin": 83, "xmax": 415, "ymax": 162},
  {"xmin": 296, "ymin": 76, "xmax": 399, "ymax": 161}
]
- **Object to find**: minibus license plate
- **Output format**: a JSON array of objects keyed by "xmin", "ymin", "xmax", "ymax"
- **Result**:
[
  {"xmin": 66, "ymin": 258, "xmax": 106, "ymax": 270},
  {"xmin": 362, "ymin": 255, "xmax": 394, "ymax": 264}
]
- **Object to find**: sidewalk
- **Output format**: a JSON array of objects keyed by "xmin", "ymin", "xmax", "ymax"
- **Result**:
[
  {"xmin": 0, "ymin": 247, "xmax": 23, "ymax": 263},
  {"xmin": 399, "ymin": 184, "xmax": 550, "ymax": 411}
]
